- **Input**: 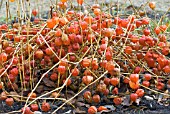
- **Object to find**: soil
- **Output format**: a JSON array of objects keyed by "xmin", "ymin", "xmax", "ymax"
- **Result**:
[
  {"xmin": 0, "ymin": 0, "xmax": 170, "ymax": 20},
  {"xmin": 1, "ymin": 78, "xmax": 170, "ymax": 114},
  {"xmin": 0, "ymin": 92, "xmax": 170, "ymax": 114},
  {"xmin": 112, "ymin": 0, "xmax": 170, "ymax": 12}
]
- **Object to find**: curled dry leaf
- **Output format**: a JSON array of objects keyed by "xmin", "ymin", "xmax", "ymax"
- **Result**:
[
  {"xmin": 122, "ymin": 95, "xmax": 132, "ymax": 106},
  {"xmin": 64, "ymin": 110, "xmax": 72, "ymax": 114},
  {"xmin": 76, "ymin": 102, "xmax": 86, "ymax": 107},
  {"xmin": 104, "ymin": 105, "xmax": 115, "ymax": 111},
  {"xmin": 10, "ymin": 91, "xmax": 21, "ymax": 102},
  {"xmin": 34, "ymin": 111, "xmax": 42, "ymax": 114},
  {"xmin": 74, "ymin": 108, "xmax": 86, "ymax": 114},
  {"xmin": 36, "ymin": 85, "xmax": 44, "ymax": 93},
  {"xmin": 77, "ymin": 95, "xmax": 84, "ymax": 102},
  {"xmin": 66, "ymin": 91, "xmax": 76, "ymax": 104},
  {"xmin": 163, "ymin": 90, "xmax": 170, "ymax": 99},
  {"xmin": 144, "ymin": 96, "xmax": 154, "ymax": 101},
  {"xmin": 43, "ymin": 77, "xmax": 56, "ymax": 87},
  {"xmin": 135, "ymin": 98, "xmax": 141, "ymax": 105}
]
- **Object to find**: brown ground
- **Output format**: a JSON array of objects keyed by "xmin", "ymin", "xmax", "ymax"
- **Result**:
[{"xmin": 0, "ymin": 0, "xmax": 169, "ymax": 21}]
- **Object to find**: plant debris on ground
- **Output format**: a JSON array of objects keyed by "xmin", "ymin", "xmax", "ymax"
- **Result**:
[{"xmin": 0, "ymin": 0, "xmax": 170, "ymax": 114}]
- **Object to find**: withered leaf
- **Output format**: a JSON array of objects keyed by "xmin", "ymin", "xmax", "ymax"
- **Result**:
[
  {"xmin": 76, "ymin": 102, "xmax": 86, "ymax": 107},
  {"xmin": 96, "ymin": 109, "xmax": 111, "ymax": 114},
  {"xmin": 144, "ymin": 95, "xmax": 154, "ymax": 101},
  {"xmin": 10, "ymin": 91, "xmax": 21, "ymax": 102},
  {"xmin": 44, "ymin": 87, "xmax": 53, "ymax": 91},
  {"xmin": 163, "ymin": 90, "xmax": 170, "ymax": 99},
  {"xmin": 43, "ymin": 77, "xmax": 56, "ymax": 87},
  {"xmin": 34, "ymin": 111, "xmax": 42, "ymax": 114},
  {"xmin": 85, "ymin": 103, "xmax": 90, "ymax": 108},
  {"xmin": 122, "ymin": 95, "xmax": 132, "ymax": 106},
  {"xmin": 22, "ymin": 89, "xmax": 30, "ymax": 97},
  {"xmin": 36, "ymin": 85, "xmax": 44, "ymax": 93},
  {"xmin": 66, "ymin": 91, "xmax": 76, "ymax": 98},
  {"xmin": 74, "ymin": 108, "xmax": 86, "ymax": 114},
  {"xmin": 67, "ymin": 90, "xmax": 76, "ymax": 96},
  {"xmin": 63, "ymin": 110, "xmax": 72, "ymax": 114},
  {"xmin": 77, "ymin": 96, "xmax": 84, "ymax": 102},
  {"xmin": 135, "ymin": 98, "xmax": 141, "ymax": 105},
  {"xmin": 104, "ymin": 105, "xmax": 115, "ymax": 111}
]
